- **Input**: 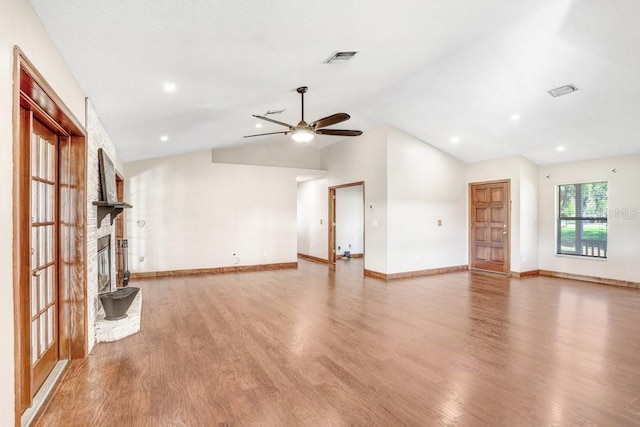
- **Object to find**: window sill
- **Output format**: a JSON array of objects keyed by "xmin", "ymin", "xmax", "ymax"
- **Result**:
[{"xmin": 554, "ymin": 254, "xmax": 607, "ymax": 261}]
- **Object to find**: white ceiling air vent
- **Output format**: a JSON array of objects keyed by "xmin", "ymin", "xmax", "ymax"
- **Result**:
[
  {"xmin": 548, "ymin": 84, "xmax": 578, "ymax": 97},
  {"xmin": 324, "ymin": 51, "xmax": 358, "ymax": 64}
]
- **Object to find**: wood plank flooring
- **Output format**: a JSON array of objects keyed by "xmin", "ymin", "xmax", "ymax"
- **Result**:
[{"xmin": 35, "ymin": 259, "xmax": 640, "ymax": 426}]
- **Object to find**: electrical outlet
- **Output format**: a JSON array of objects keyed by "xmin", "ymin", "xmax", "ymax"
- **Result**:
[
  {"xmin": 438, "ymin": 219, "xmax": 443, "ymax": 227},
  {"xmin": 138, "ymin": 256, "xmax": 144, "ymax": 262}
]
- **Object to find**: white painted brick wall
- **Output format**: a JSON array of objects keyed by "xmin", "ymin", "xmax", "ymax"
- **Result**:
[{"xmin": 85, "ymin": 99, "xmax": 119, "ymax": 353}]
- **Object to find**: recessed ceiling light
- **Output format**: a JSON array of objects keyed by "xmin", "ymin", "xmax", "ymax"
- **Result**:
[
  {"xmin": 510, "ymin": 114, "xmax": 521, "ymax": 121},
  {"xmin": 163, "ymin": 82, "xmax": 176, "ymax": 93},
  {"xmin": 160, "ymin": 135, "xmax": 169, "ymax": 142},
  {"xmin": 556, "ymin": 146, "xmax": 565, "ymax": 152},
  {"xmin": 450, "ymin": 136, "xmax": 460, "ymax": 144},
  {"xmin": 256, "ymin": 123, "xmax": 263, "ymax": 129}
]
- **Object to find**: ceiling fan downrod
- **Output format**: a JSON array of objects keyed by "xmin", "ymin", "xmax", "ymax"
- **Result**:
[{"xmin": 297, "ymin": 86, "xmax": 308, "ymax": 123}]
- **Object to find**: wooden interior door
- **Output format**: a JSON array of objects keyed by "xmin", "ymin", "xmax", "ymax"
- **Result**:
[
  {"xmin": 469, "ymin": 180, "xmax": 510, "ymax": 273},
  {"xmin": 29, "ymin": 115, "xmax": 60, "ymax": 395}
]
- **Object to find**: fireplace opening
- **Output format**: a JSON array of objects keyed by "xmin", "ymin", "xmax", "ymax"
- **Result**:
[{"xmin": 97, "ymin": 235, "xmax": 111, "ymax": 294}]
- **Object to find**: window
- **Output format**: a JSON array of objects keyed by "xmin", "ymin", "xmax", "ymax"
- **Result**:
[{"xmin": 557, "ymin": 182, "xmax": 608, "ymax": 258}]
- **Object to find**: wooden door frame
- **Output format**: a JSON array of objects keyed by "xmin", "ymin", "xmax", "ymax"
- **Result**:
[
  {"xmin": 468, "ymin": 179, "xmax": 511, "ymax": 274},
  {"xmin": 328, "ymin": 181, "xmax": 365, "ymax": 265},
  {"xmin": 115, "ymin": 173, "xmax": 124, "ymax": 287},
  {"xmin": 13, "ymin": 47, "xmax": 88, "ymax": 421}
]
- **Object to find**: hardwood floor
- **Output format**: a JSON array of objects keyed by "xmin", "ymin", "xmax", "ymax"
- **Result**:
[{"xmin": 35, "ymin": 259, "xmax": 640, "ymax": 426}]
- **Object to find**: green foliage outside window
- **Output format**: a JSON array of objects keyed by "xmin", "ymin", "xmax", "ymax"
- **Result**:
[{"xmin": 558, "ymin": 182, "xmax": 607, "ymax": 258}]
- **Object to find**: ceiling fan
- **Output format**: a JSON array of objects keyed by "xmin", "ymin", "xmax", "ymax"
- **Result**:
[{"xmin": 244, "ymin": 86, "xmax": 363, "ymax": 143}]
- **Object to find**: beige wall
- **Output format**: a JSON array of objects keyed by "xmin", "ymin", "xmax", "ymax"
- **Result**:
[
  {"xmin": 301, "ymin": 125, "xmax": 468, "ymax": 275},
  {"xmin": 320, "ymin": 126, "xmax": 389, "ymax": 273},
  {"xmin": 297, "ymin": 177, "xmax": 329, "ymax": 260},
  {"xmin": 125, "ymin": 150, "xmax": 322, "ymax": 272},
  {"xmin": 519, "ymin": 157, "xmax": 539, "ymax": 272},
  {"xmin": 538, "ymin": 154, "xmax": 640, "ymax": 283},
  {"xmin": 386, "ymin": 127, "xmax": 468, "ymax": 274},
  {"xmin": 212, "ymin": 138, "xmax": 321, "ymax": 169},
  {"xmin": 0, "ymin": 0, "xmax": 87, "ymax": 423},
  {"xmin": 335, "ymin": 185, "xmax": 364, "ymax": 256}
]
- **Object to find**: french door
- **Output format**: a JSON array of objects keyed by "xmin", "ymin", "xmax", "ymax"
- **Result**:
[
  {"xmin": 28, "ymin": 114, "xmax": 60, "ymax": 395},
  {"xmin": 469, "ymin": 180, "xmax": 510, "ymax": 273},
  {"xmin": 15, "ymin": 50, "xmax": 89, "ymax": 423}
]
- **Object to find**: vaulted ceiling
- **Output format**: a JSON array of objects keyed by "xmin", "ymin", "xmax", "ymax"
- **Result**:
[{"xmin": 30, "ymin": 0, "xmax": 640, "ymax": 164}]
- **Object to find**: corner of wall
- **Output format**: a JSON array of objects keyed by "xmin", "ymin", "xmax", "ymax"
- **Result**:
[
  {"xmin": 518, "ymin": 157, "xmax": 539, "ymax": 272},
  {"xmin": 385, "ymin": 125, "xmax": 467, "ymax": 274}
]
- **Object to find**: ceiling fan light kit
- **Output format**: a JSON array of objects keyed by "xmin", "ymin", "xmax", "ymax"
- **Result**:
[
  {"xmin": 244, "ymin": 86, "xmax": 362, "ymax": 142},
  {"xmin": 291, "ymin": 127, "xmax": 315, "ymax": 143}
]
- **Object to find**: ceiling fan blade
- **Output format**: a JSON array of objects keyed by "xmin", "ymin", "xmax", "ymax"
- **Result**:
[
  {"xmin": 316, "ymin": 129, "xmax": 363, "ymax": 137},
  {"xmin": 243, "ymin": 131, "xmax": 289, "ymax": 138},
  {"xmin": 252, "ymin": 115, "xmax": 294, "ymax": 129},
  {"xmin": 310, "ymin": 113, "xmax": 350, "ymax": 129}
]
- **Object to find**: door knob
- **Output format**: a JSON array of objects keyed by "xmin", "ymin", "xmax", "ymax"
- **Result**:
[
  {"xmin": 502, "ymin": 231, "xmax": 507, "ymax": 235},
  {"xmin": 32, "ymin": 270, "xmax": 40, "ymax": 277}
]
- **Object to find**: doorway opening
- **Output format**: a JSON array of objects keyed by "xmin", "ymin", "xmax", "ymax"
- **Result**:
[
  {"xmin": 468, "ymin": 179, "xmax": 510, "ymax": 274},
  {"xmin": 328, "ymin": 182, "xmax": 365, "ymax": 270}
]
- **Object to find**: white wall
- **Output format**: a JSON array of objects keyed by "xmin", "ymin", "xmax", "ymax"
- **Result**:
[
  {"xmin": 320, "ymin": 126, "xmax": 388, "ymax": 273},
  {"xmin": 86, "ymin": 100, "xmax": 121, "ymax": 352},
  {"xmin": 125, "ymin": 150, "xmax": 319, "ymax": 272},
  {"xmin": 386, "ymin": 127, "xmax": 467, "ymax": 274},
  {"xmin": 212, "ymin": 138, "xmax": 320, "ymax": 169},
  {"xmin": 0, "ymin": 0, "xmax": 87, "ymax": 422},
  {"xmin": 297, "ymin": 177, "xmax": 329, "ymax": 260},
  {"xmin": 538, "ymin": 154, "xmax": 640, "ymax": 283},
  {"xmin": 336, "ymin": 185, "xmax": 364, "ymax": 255},
  {"xmin": 519, "ymin": 157, "xmax": 539, "ymax": 272}
]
